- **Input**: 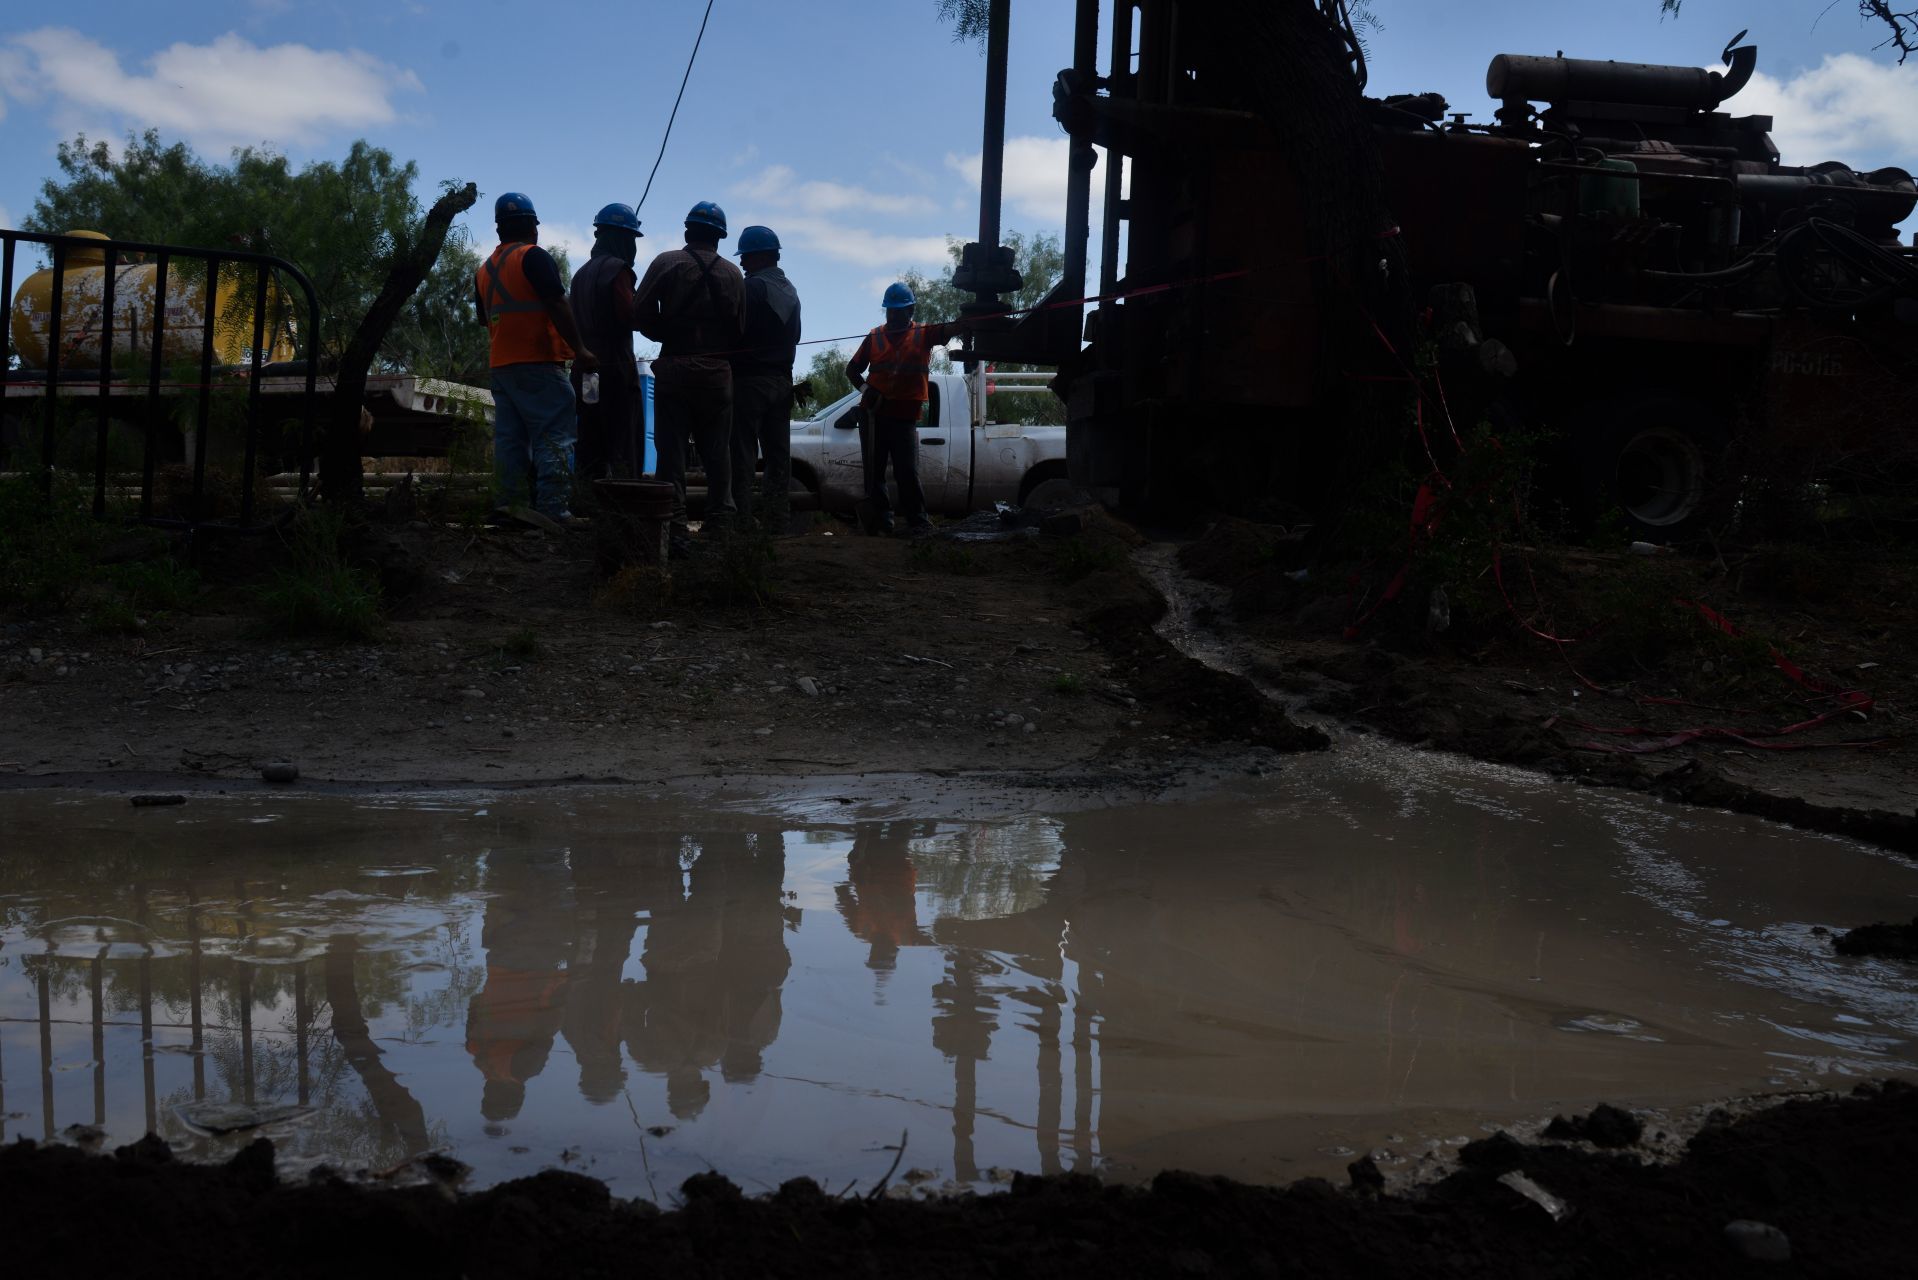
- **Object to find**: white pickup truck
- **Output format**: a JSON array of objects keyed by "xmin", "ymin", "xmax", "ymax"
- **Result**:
[{"xmin": 787, "ymin": 368, "xmax": 1070, "ymax": 516}]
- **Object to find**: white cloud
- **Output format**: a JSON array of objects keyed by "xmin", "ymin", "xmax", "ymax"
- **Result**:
[
  {"xmin": 731, "ymin": 164, "xmax": 939, "ymax": 218},
  {"xmin": 0, "ymin": 204, "xmax": 13, "ymax": 231},
  {"xmin": 1732, "ymin": 54, "xmax": 1918, "ymax": 167},
  {"xmin": 0, "ymin": 27, "xmax": 423, "ymax": 151},
  {"xmin": 729, "ymin": 142, "xmax": 759, "ymax": 168},
  {"xmin": 945, "ymin": 135, "xmax": 1111, "ymax": 225},
  {"xmin": 769, "ymin": 214, "xmax": 954, "ymax": 271}
]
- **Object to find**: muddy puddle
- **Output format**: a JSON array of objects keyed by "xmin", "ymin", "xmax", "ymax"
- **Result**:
[{"xmin": 2, "ymin": 765, "xmax": 1915, "ymax": 1199}]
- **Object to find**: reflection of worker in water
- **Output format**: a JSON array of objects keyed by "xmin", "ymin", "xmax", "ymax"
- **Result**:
[
  {"xmin": 622, "ymin": 831, "xmax": 792, "ymax": 1119},
  {"xmin": 835, "ymin": 822, "xmax": 933, "ymax": 972},
  {"xmin": 559, "ymin": 842, "xmax": 677, "ymax": 1105},
  {"xmin": 464, "ymin": 850, "xmax": 578, "ymax": 1127}
]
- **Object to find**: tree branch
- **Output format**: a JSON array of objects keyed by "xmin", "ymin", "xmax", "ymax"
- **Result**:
[{"xmin": 321, "ymin": 180, "xmax": 479, "ymax": 504}]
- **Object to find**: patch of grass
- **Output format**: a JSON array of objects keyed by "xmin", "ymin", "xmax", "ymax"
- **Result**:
[
  {"xmin": 678, "ymin": 527, "xmax": 778, "ymax": 610},
  {"xmin": 0, "ymin": 472, "xmax": 105, "ymax": 615},
  {"xmin": 85, "ymin": 597, "xmax": 145, "ymax": 636},
  {"xmin": 596, "ymin": 563, "xmax": 674, "ymax": 616},
  {"xmin": 907, "ymin": 539, "xmax": 988, "ymax": 576},
  {"xmin": 1046, "ymin": 537, "xmax": 1127, "ymax": 583},
  {"xmin": 1050, "ymin": 672, "xmax": 1085, "ymax": 697},
  {"xmin": 109, "ymin": 558, "xmax": 202, "ymax": 612},
  {"xmin": 254, "ymin": 509, "xmax": 383, "ymax": 641},
  {"xmin": 502, "ymin": 627, "xmax": 543, "ymax": 659}
]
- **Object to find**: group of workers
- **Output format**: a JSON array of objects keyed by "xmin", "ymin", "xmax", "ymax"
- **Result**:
[{"xmin": 474, "ymin": 190, "xmax": 961, "ymax": 547}]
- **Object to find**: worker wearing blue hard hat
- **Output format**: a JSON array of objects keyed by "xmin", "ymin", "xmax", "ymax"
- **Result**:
[
  {"xmin": 845, "ymin": 282, "xmax": 965, "ymax": 536},
  {"xmin": 570, "ymin": 202, "xmax": 647, "ymax": 480},
  {"xmin": 729, "ymin": 225, "xmax": 802, "ymax": 530},
  {"xmin": 475, "ymin": 190, "xmax": 596, "ymax": 524},
  {"xmin": 633, "ymin": 201, "xmax": 747, "ymax": 549}
]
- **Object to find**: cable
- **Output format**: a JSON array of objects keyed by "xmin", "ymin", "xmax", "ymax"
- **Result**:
[{"xmin": 636, "ymin": 0, "xmax": 717, "ymax": 213}]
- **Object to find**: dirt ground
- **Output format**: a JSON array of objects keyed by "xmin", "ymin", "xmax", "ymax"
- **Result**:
[
  {"xmin": 1177, "ymin": 518, "xmax": 1918, "ymax": 856},
  {"xmin": 4, "ymin": 1081, "xmax": 1913, "ymax": 1278},
  {"xmin": 6, "ymin": 507, "xmax": 1918, "ymax": 1270},
  {"xmin": 0, "ymin": 510, "xmax": 1317, "ymax": 803}
]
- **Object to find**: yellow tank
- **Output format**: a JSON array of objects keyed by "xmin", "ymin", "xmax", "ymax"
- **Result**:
[{"xmin": 8, "ymin": 230, "xmax": 298, "ymax": 371}]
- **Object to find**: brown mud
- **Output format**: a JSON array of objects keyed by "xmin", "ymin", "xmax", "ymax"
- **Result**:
[
  {"xmin": 1178, "ymin": 518, "xmax": 1918, "ymax": 855},
  {"xmin": 4, "ymin": 1082, "xmax": 1914, "ymax": 1278},
  {"xmin": 0, "ymin": 512, "xmax": 1319, "ymax": 798}
]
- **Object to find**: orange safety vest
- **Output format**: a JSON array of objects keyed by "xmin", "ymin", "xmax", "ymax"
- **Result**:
[
  {"xmin": 863, "ymin": 322, "xmax": 935, "ymax": 404},
  {"xmin": 477, "ymin": 243, "xmax": 574, "ymax": 367}
]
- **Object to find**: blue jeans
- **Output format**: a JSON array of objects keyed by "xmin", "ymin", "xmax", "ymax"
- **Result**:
[{"xmin": 491, "ymin": 363, "xmax": 577, "ymax": 517}]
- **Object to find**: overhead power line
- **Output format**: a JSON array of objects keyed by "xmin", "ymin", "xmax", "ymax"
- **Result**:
[{"xmin": 636, "ymin": 0, "xmax": 718, "ymax": 214}]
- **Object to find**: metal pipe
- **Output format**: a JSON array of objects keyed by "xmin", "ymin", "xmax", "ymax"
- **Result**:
[
  {"xmin": 94, "ymin": 247, "xmax": 118, "ymax": 518},
  {"xmin": 1059, "ymin": 0, "xmax": 1101, "ymax": 310},
  {"xmin": 0, "ymin": 239, "xmax": 14, "ymax": 416},
  {"xmin": 241, "ymin": 263, "xmax": 269, "ymax": 528},
  {"xmin": 141, "ymin": 253, "xmax": 169, "ymax": 523},
  {"xmin": 193, "ymin": 258, "xmax": 219, "ymax": 527},
  {"xmin": 1099, "ymin": 2, "xmax": 1133, "ymax": 297},
  {"xmin": 43, "ymin": 241, "xmax": 64, "ymax": 497},
  {"xmin": 977, "ymin": 0, "xmax": 1012, "ymax": 256}
]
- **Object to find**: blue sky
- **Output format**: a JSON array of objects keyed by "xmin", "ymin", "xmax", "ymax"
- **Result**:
[{"xmin": 2, "ymin": 1, "xmax": 1913, "ymax": 367}]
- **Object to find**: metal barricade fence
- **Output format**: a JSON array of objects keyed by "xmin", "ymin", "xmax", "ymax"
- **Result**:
[{"xmin": 1, "ymin": 229, "xmax": 321, "ymax": 534}]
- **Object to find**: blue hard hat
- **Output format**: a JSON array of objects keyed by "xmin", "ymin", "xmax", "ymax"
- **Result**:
[
  {"xmin": 882, "ymin": 282, "xmax": 916, "ymax": 310},
  {"xmin": 685, "ymin": 201, "xmax": 728, "ymax": 236},
  {"xmin": 593, "ymin": 202, "xmax": 642, "ymax": 234},
  {"xmin": 736, "ymin": 225, "xmax": 780, "ymax": 256},
  {"xmin": 494, "ymin": 192, "xmax": 538, "ymax": 222}
]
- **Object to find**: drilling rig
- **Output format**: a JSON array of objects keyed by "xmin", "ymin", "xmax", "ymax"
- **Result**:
[{"xmin": 948, "ymin": 2, "xmax": 1918, "ymax": 536}]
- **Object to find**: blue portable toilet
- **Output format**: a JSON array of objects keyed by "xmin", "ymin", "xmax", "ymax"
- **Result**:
[{"xmin": 636, "ymin": 356, "xmax": 657, "ymax": 475}]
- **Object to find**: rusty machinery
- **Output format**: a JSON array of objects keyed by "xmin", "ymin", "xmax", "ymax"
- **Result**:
[{"xmin": 949, "ymin": 4, "xmax": 1918, "ymax": 536}]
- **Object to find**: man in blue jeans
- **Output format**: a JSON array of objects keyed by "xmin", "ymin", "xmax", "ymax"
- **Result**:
[
  {"xmin": 845, "ymin": 283, "xmax": 962, "ymax": 535},
  {"xmin": 474, "ymin": 191, "xmax": 597, "ymax": 522}
]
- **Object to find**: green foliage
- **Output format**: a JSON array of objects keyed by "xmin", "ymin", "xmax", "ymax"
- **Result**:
[
  {"xmin": 503, "ymin": 627, "xmax": 543, "ymax": 659},
  {"xmin": 934, "ymin": 0, "xmax": 991, "ymax": 43},
  {"xmin": 678, "ymin": 527, "xmax": 779, "ymax": 610},
  {"xmin": 253, "ymin": 509, "xmax": 382, "ymax": 640},
  {"xmin": 0, "ymin": 473, "xmax": 104, "ymax": 614},
  {"xmin": 907, "ymin": 538, "xmax": 987, "ymax": 575},
  {"xmin": 1046, "ymin": 536, "xmax": 1127, "ymax": 583},
  {"xmin": 901, "ymin": 232, "xmax": 1066, "ymax": 425},
  {"xmin": 1050, "ymin": 672, "xmax": 1085, "ymax": 697},
  {"xmin": 85, "ymin": 596, "xmax": 143, "ymax": 636},
  {"xmin": 804, "ymin": 346, "xmax": 855, "ymax": 411},
  {"xmin": 26, "ymin": 131, "xmax": 487, "ymax": 381},
  {"xmin": 109, "ymin": 557, "xmax": 201, "ymax": 612}
]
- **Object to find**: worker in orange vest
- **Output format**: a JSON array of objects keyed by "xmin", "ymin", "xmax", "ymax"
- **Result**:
[
  {"xmin": 844, "ymin": 283, "xmax": 963, "ymax": 536},
  {"xmin": 474, "ymin": 192, "xmax": 597, "ymax": 523}
]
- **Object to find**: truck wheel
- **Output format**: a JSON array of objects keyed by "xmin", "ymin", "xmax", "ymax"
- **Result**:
[
  {"xmin": 1575, "ymin": 394, "xmax": 1725, "ymax": 539},
  {"xmin": 1022, "ymin": 477, "xmax": 1079, "ymax": 510}
]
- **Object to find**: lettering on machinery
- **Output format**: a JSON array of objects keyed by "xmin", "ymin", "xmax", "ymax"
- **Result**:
[{"xmin": 1769, "ymin": 350, "xmax": 1846, "ymax": 377}]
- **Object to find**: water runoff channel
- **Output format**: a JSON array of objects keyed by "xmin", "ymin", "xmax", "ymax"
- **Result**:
[{"xmin": 1, "ymin": 553, "xmax": 1914, "ymax": 1199}]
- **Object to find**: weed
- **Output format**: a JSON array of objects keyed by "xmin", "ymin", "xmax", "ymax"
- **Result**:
[
  {"xmin": 85, "ymin": 597, "xmax": 144, "ymax": 636},
  {"xmin": 110, "ymin": 558, "xmax": 202, "ymax": 612},
  {"xmin": 677, "ymin": 527, "xmax": 778, "ymax": 610},
  {"xmin": 1046, "ymin": 537, "xmax": 1126, "ymax": 583},
  {"xmin": 503, "ymin": 627, "xmax": 543, "ymax": 659},
  {"xmin": 1050, "ymin": 672, "xmax": 1085, "ymax": 697},
  {"xmin": 0, "ymin": 472, "xmax": 104, "ymax": 614},
  {"xmin": 253, "ymin": 509, "xmax": 383, "ymax": 641},
  {"xmin": 907, "ymin": 539, "xmax": 987, "ymax": 576},
  {"xmin": 596, "ymin": 563, "xmax": 674, "ymax": 615}
]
